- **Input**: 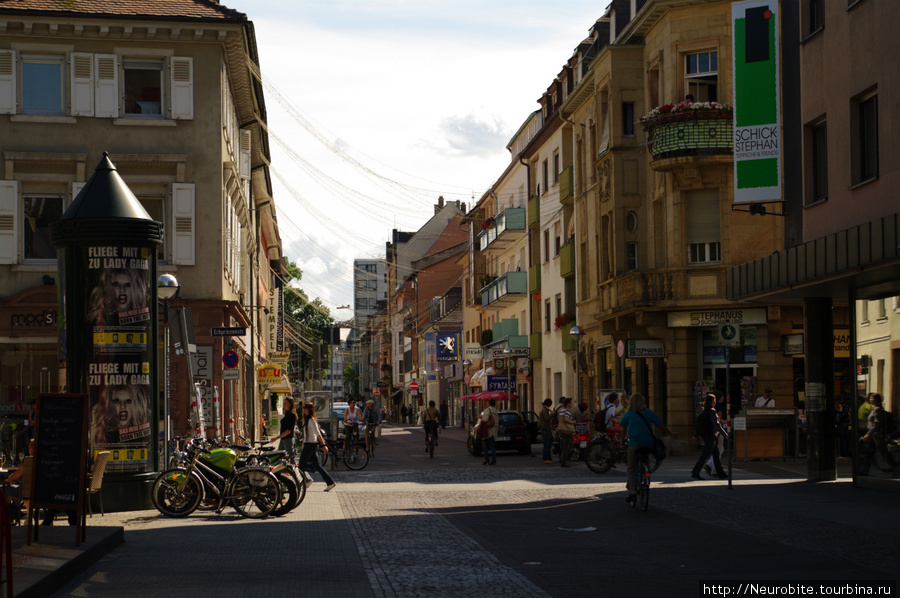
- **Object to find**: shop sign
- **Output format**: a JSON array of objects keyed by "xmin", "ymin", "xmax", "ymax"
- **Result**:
[
  {"xmin": 486, "ymin": 376, "xmax": 514, "ymax": 392},
  {"xmin": 9, "ymin": 309, "xmax": 56, "ymax": 327},
  {"xmin": 626, "ymin": 339, "xmax": 665, "ymax": 358},
  {"xmin": 464, "ymin": 343, "xmax": 483, "ymax": 359},
  {"xmin": 257, "ymin": 365, "xmax": 283, "ymax": 385},
  {"xmin": 667, "ymin": 307, "xmax": 767, "ymax": 328},
  {"xmin": 490, "ymin": 346, "xmax": 529, "ymax": 359},
  {"xmin": 436, "ymin": 331, "xmax": 461, "ymax": 362},
  {"xmin": 783, "ymin": 334, "xmax": 803, "ymax": 356}
]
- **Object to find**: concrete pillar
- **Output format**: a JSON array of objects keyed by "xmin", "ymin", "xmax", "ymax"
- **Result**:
[{"xmin": 804, "ymin": 297, "xmax": 836, "ymax": 481}]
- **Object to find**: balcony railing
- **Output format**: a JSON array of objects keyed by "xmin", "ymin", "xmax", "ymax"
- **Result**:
[
  {"xmin": 527, "ymin": 194, "xmax": 540, "ymax": 228},
  {"xmin": 529, "ymin": 332, "xmax": 542, "ymax": 360},
  {"xmin": 559, "ymin": 241, "xmax": 575, "ymax": 278},
  {"xmin": 595, "ymin": 267, "xmax": 726, "ymax": 315},
  {"xmin": 528, "ymin": 264, "xmax": 541, "ymax": 293},
  {"xmin": 559, "ymin": 166, "xmax": 574, "ymax": 204},
  {"xmin": 642, "ymin": 109, "xmax": 733, "ymax": 165},
  {"xmin": 480, "ymin": 271, "xmax": 528, "ymax": 308},
  {"xmin": 478, "ymin": 207, "xmax": 527, "ymax": 253},
  {"xmin": 561, "ymin": 321, "xmax": 577, "ymax": 352}
]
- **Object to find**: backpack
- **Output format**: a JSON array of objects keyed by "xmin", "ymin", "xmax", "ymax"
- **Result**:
[
  {"xmin": 695, "ymin": 410, "xmax": 712, "ymax": 437},
  {"xmin": 594, "ymin": 409, "xmax": 607, "ymax": 433}
]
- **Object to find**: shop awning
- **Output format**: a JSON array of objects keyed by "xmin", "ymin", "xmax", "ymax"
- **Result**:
[
  {"xmin": 464, "ymin": 390, "xmax": 518, "ymax": 402},
  {"xmin": 390, "ymin": 389, "xmax": 403, "ymax": 399},
  {"xmin": 266, "ymin": 374, "xmax": 292, "ymax": 393}
]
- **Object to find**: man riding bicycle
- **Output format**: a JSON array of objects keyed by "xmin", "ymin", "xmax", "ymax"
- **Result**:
[
  {"xmin": 343, "ymin": 398, "xmax": 363, "ymax": 450},
  {"xmin": 422, "ymin": 400, "xmax": 440, "ymax": 452},
  {"xmin": 362, "ymin": 399, "xmax": 381, "ymax": 455}
]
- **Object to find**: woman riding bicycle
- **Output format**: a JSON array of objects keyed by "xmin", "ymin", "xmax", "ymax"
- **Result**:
[
  {"xmin": 362, "ymin": 399, "xmax": 381, "ymax": 454},
  {"xmin": 619, "ymin": 392, "xmax": 676, "ymax": 504},
  {"xmin": 422, "ymin": 400, "xmax": 440, "ymax": 451},
  {"xmin": 343, "ymin": 398, "xmax": 362, "ymax": 450}
]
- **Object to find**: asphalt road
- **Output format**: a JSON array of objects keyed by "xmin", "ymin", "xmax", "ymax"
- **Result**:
[{"xmin": 49, "ymin": 424, "xmax": 898, "ymax": 597}]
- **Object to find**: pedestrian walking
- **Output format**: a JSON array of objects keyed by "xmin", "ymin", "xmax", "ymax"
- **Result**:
[
  {"xmin": 298, "ymin": 401, "xmax": 336, "ymax": 492},
  {"xmin": 400, "ymin": 404, "xmax": 408, "ymax": 426},
  {"xmin": 538, "ymin": 398, "xmax": 554, "ymax": 463},
  {"xmin": 556, "ymin": 397, "xmax": 576, "ymax": 468},
  {"xmin": 270, "ymin": 396, "xmax": 297, "ymax": 456},
  {"xmin": 479, "ymin": 398, "xmax": 499, "ymax": 465},
  {"xmin": 691, "ymin": 394, "xmax": 728, "ymax": 480}
]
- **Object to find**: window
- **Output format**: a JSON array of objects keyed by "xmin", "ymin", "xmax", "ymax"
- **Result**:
[
  {"xmin": 543, "ymin": 230, "xmax": 550, "ymax": 263},
  {"xmin": 856, "ymin": 94, "xmax": 878, "ymax": 183},
  {"xmin": 810, "ymin": 121, "xmax": 828, "ymax": 203},
  {"xmin": 554, "ymin": 222, "xmax": 561, "ymax": 256},
  {"xmin": 625, "ymin": 243, "xmax": 638, "ymax": 271},
  {"xmin": 23, "ymin": 195, "xmax": 63, "ymax": 260},
  {"xmin": 544, "ymin": 299, "xmax": 551, "ymax": 332},
  {"xmin": 542, "ymin": 159, "xmax": 549, "ymax": 194},
  {"xmin": 555, "ymin": 295, "xmax": 562, "ymax": 321},
  {"xmin": 21, "ymin": 54, "xmax": 64, "ymax": 115},
  {"xmin": 553, "ymin": 152, "xmax": 560, "ymax": 184},
  {"xmin": 686, "ymin": 189, "xmax": 721, "ymax": 264},
  {"xmin": 139, "ymin": 196, "xmax": 166, "ymax": 262},
  {"xmin": 622, "ymin": 102, "xmax": 635, "ymax": 136},
  {"xmin": 809, "ymin": 0, "xmax": 824, "ymax": 34},
  {"xmin": 685, "ymin": 51, "xmax": 718, "ymax": 102},
  {"xmin": 124, "ymin": 59, "xmax": 164, "ymax": 117}
]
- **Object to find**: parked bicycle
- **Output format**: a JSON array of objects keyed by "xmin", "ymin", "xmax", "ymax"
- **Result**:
[
  {"xmin": 238, "ymin": 443, "xmax": 307, "ymax": 516},
  {"xmin": 585, "ymin": 434, "xmax": 660, "ymax": 475},
  {"xmin": 151, "ymin": 438, "xmax": 282, "ymax": 518},
  {"xmin": 315, "ymin": 430, "xmax": 369, "ymax": 470}
]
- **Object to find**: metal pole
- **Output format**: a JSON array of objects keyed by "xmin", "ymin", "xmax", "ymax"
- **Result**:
[
  {"xmin": 229, "ymin": 379, "xmax": 235, "ymax": 441},
  {"xmin": 726, "ymin": 346, "xmax": 733, "ymax": 489},
  {"xmin": 163, "ymin": 305, "xmax": 171, "ymax": 466}
]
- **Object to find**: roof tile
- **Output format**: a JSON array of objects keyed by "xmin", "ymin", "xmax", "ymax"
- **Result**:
[{"xmin": 0, "ymin": 0, "xmax": 246, "ymax": 21}]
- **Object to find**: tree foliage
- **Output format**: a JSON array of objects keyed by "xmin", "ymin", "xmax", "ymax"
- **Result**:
[{"xmin": 283, "ymin": 258, "xmax": 334, "ymax": 384}]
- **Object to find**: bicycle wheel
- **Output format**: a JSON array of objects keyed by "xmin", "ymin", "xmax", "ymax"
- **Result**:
[
  {"xmin": 342, "ymin": 445, "xmax": 369, "ymax": 470},
  {"xmin": 367, "ymin": 430, "xmax": 376, "ymax": 457},
  {"xmin": 640, "ymin": 461, "xmax": 651, "ymax": 511},
  {"xmin": 428, "ymin": 438, "xmax": 434, "ymax": 458},
  {"xmin": 152, "ymin": 468, "xmax": 202, "ymax": 518},
  {"xmin": 230, "ymin": 468, "xmax": 281, "ymax": 518},
  {"xmin": 585, "ymin": 439, "xmax": 614, "ymax": 474},
  {"xmin": 272, "ymin": 471, "xmax": 299, "ymax": 516},
  {"xmin": 294, "ymin": 471, "xmax": 308, "ymax": 506}
]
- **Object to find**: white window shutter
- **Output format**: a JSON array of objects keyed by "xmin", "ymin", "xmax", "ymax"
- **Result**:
[
  {"xmin": 0, "ymin": 50, "xmax": 16, "ymax": 115},
  {"xmin": 70, "ymin": 181, "xmax": 86, "ymax": 203},
  {"xmin": 0, "ymin": 180, "xmax": 19, "ymax": 265},
  {"xmin": 70, "ymin": 52, "xmax": 94, "ymax": 117},
  {"xmin": 171, "ymin": 183, "xmax": 195, "ymax": 265},
  {"xmin": 240, "ymin": 129, "xmax": 251, "ymax": 180},
  {"xmin": 94, "ymin": 54, "xmax": 118, "ymax": 118},
  {"xmin": 170, "ymin": 56, "xmax": 193, "ymax": 120}
]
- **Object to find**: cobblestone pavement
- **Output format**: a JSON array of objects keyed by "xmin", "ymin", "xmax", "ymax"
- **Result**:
[{"xmin": 46, "ymin": 427, "xmax": 899, "ymax": 597}]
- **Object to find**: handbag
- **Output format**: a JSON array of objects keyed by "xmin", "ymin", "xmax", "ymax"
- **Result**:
[
  {"xmin": 476, "ymin": 414, "xmax": 493, "ymax": 439},
  {"xmin": 636, "ymin": 411, "xmax": 667, "ymax": 461}
]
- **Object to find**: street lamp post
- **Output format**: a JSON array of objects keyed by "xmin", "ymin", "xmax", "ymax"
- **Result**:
[
  {"xmin": 157, "ymin": 273, "xmax": 180, "ymax": 469},
  {"xmin": 463, "ymin": 359, "xmax": 472, "ymax": 428},
  {"xmin": 569, "ymin": 325, "xmax": 584, "ymax": 409},
  {"xmin": 503, "ymin": 344, "xmax": 513, "ymax": 409}
]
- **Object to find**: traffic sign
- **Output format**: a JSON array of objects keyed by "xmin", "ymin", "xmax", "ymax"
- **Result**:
[
  {"xmin": 212, "ymin": 326, "xmax": 246, "ymax": 337},
  {"xmin": 717, "ymin": 322, "xmax": 741, "ymax": 347},
  {"xmin": 409, "ymin": 381, "xmax": 419, "ymax": 391},
  {"xmin": 374, "ymin": 389, "xmax": 381, "ymax": 397},
  {"xmin": 223, "ymin": 369, "xmax": 240, "ymax": 380},
  {"xmin": 223, "ymin": 350, "xmax": 238, "ymax": 369}
]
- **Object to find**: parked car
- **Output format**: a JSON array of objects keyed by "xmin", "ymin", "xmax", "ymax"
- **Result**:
[
  {"xmin": 467, "ymin": 410, "xmax": 531, "ymax": 456},
  {"xmin": 520, "ymin": 410, "xmax": 539, "ymax": 444}
]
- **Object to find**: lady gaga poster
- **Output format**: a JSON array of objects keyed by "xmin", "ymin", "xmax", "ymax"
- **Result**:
[{"xmin": 85, "ymin": 245, "xmax": 153, "ymax": 473}]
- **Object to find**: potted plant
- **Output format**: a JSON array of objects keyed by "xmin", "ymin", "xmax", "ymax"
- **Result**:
[{"xmin": 554, "ymin": 312, "xmax": 575, "ymax": 330}]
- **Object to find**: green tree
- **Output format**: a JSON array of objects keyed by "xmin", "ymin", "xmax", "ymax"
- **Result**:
[
  {"xmin": 283, "ymin": 258, "xmax": 334, "ymax": 386},
  {"xmin": 343, "ymin": 362, "xmax": 359, "ymax": 400}
]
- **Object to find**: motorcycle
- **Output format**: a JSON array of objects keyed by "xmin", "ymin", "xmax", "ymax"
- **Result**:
[{"xmin": 552, "ymin": 422, "xmax": 593, "ymax": 461}]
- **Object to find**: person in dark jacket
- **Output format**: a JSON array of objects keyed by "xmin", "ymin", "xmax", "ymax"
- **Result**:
[{"xmin": 691, "ymin": 394, "xmax": 728, "ymax": 480}]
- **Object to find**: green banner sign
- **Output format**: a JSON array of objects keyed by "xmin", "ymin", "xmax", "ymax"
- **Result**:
[{"xmin": 732, "ymin": 0, "xmax": 781, "ymax": 202}]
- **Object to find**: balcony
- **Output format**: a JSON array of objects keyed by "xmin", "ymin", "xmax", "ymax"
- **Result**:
[
  {"xmin": 527, "ymin": 194, "xmax": 540, "ymax": 228},
  {"xmin": 528, "ymin": 264, "xmax": 541, "ymax": 293},
  {"xmin": 561, "ymin": 321, "xmax": 577, "ymax": 352},
  {"xmin": 477, "ymin": 207, "xmax": 526, "ymax": 253},
  {"xmin": 559, "ymin": 166, "xmax": 573, "ymax": 204},
  {"xmin": 595, "ymin": 267, "xmax": 726, "ymax": 316},
  {"xmin": 559, "ymin": 240, "xmax": 575, "ymax": 278},
  {"xmin": 480, "ymin": 271, "xmax": 528, "ymax": 309},
  {"xmin": 642, "ymin": 109, "xmax": 733, "ymax": 172},
  {"xmin": 529, "ymin": 332, "xmax": 542, "ymax": 360}
]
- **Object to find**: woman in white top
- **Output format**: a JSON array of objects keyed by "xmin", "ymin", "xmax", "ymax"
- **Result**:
[
  {"xmin": 299, "ymin": 401, "xmax": 336, "ymax": 492},
  {"xmin": 343, "ymin": 398, "xmax": 363, "ymax": 449}
]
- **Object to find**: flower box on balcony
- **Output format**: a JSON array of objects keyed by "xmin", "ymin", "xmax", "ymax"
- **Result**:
[{"xmin": 641, "ymin": 101, "xmax": 733, "ymax": 161}]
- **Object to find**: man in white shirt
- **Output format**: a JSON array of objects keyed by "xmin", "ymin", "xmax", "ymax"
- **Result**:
[{"xmin": 755, "ymin": 388, "xmax": 774, "ymax": 407}]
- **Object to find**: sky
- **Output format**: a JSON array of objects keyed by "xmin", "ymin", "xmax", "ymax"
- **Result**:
[{"xmin": 221, "ymin": 0, "xmax": 607, "ymax": 312}]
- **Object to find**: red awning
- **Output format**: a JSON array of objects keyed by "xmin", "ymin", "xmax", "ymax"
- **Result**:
[{"xmin": 463, "ymin": 390, "xmax": 518, "ymax": 402}]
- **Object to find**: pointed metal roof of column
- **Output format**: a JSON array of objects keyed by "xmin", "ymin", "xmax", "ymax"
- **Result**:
[{"xmin": 51, "ymin": 152, "xmax": 164, "ymax": 246}]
